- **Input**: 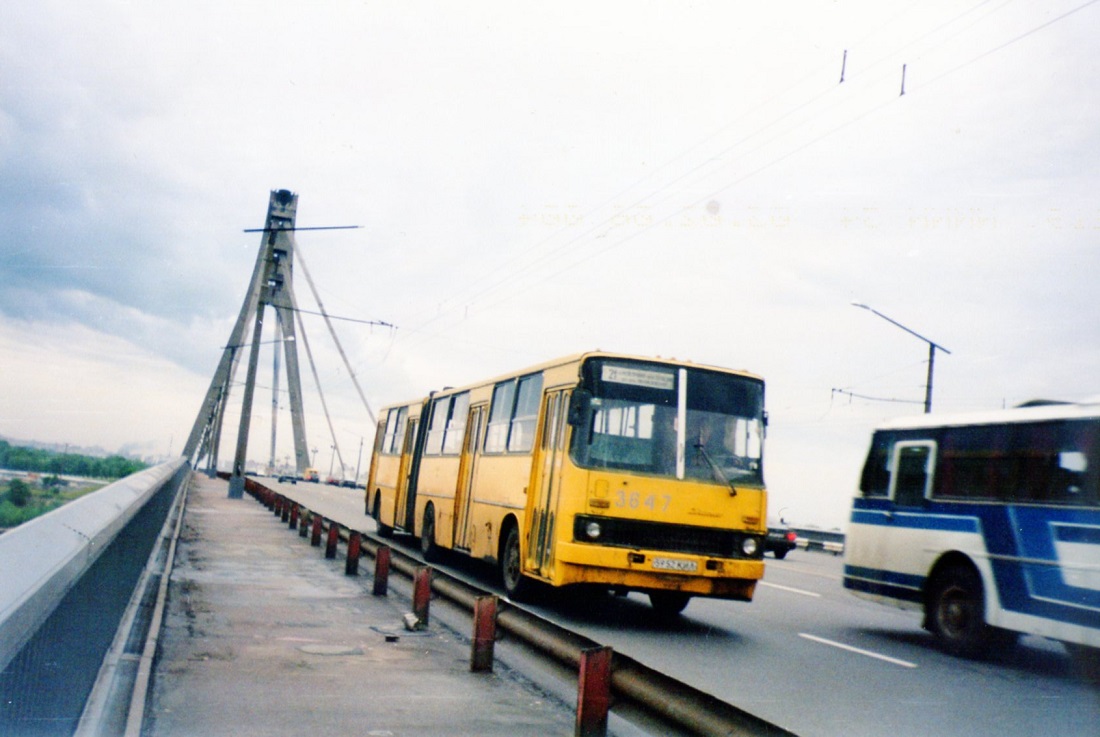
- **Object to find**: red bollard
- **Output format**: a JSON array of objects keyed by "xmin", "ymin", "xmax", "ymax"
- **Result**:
[
  {"xmin": 299, "ymin": 512, "xmax": 309, "ymax": 538},
  {"xmin": 470, "ymin": 596, "xmax": 498, "ymax": 672},
  {"xmin": 345, "ymin": 531, "xmax": 361, "ymax": 575},
  {"xmin": 273, "ymin": 495, "xmax": 283, "ymax": 517},
  {"xmin": 413, "ymin": 567, "xmax": 431, "ymax": 626},
  {"xmin": 288, "ymin": 503, "xmax": 299, "ymax": 531},
  {"xmin": 310, "ymin": 514, "xmax": 323, "ymax": 546},
  {"xmin": 373, "ymin": 545, "xmax": 391, "ymax": 596},
  {"xmin": 325, "ymin": 521, "xmax": 340, "ymax": 559},
  {"xmin": 575, "ymin": 646, "xmax": 612, "ymax": 737},
  {"xmin": 280, "ymin": 498, "xmax": 290, "ymax": 522}
]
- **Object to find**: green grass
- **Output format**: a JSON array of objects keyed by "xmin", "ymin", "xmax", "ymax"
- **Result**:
[{"xmin": 0, "ymin": 480, "xmax": 104, "ymax": 530}]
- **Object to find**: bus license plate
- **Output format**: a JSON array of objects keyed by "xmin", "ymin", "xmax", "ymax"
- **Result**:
[{"xmin": 652, "ymin": 557, "xmax": 697, "ymax": 572}]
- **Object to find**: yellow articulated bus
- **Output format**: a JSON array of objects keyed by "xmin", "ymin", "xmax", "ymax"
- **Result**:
[{"xmin": 364, "ymin": 351, "xmax": 768, "ymax": 614}]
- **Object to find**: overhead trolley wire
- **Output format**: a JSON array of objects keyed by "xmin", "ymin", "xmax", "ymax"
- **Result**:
[
  {"xmin": 394, "ymin": 1, "xmax": 1097, "ymax": 354},
  {"xmin": 295, "ymin": 245, "xmax": 379, "ymax": 426},
  {"xmin": 914, "ymin": 0, "xmax": 1100, "ymax": 92},
  {"xmin": 394, "ymin": 2, "xmax": 988, "ymax": 341},
  {"xmin": 403, "ymin": 3, "xmax": 957, "ymax": 335}
]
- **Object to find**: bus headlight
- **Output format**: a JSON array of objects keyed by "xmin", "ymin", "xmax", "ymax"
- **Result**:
[
  {"xmin": 741, "ymin": 536, "xmax": 759, "ymax": 556},
  {"xmin": 584, "ymin": 521, "xmax": 602, "ymax": 540}
]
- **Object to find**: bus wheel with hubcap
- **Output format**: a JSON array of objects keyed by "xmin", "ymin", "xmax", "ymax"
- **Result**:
[
  {"xmin": 649, "ymin": 591, "xmax": 691, "ymax": 616},
  {"xmin": 501, "ymin": 524, "xmax": 531, "ymax": 600},
  {"xmin": 420, "ymin": 504, "xmax": 439, "ymax": 562},
  {"xmin": 372, "ymin": 495, "xmax": 393, "ymax": 538},
  {"xmin": 928, "ymin": 565, "xmax": 989, "ymax": 657}
]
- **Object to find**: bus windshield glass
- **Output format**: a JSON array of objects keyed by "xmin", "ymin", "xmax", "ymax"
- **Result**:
[{"xmin": 570, "ymin": 358, "xmax": 764, "ymax": 486}]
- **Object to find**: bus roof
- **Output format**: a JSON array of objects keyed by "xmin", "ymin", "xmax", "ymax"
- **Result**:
[
  {"xmin": 375, "ymin": 351, "xmax": 764, "ymax": 412},
  {"xmin": 874, "ymin": 397, "xmax": 1100, "ymax": 431}
]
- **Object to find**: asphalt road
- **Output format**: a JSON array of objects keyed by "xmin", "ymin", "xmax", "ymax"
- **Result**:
[{"xmin": 271, "ymin": 480, "xmax": 1100, "ymax": 737}]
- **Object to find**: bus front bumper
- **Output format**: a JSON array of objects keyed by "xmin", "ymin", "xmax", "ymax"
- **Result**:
[{"xmin": 552, "ymin": 541, "xmax": 764, "ymax": 601}]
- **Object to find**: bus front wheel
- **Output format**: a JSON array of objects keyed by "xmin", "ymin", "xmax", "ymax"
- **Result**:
[
  {"xmin": 501, "ymin": 524, "xmax": 532, "ymax": 600},
  {"xmin": 649, "ymin": 591, "xmax": 691, "ymax": 616},
  {"xmin": 928, "ymin": 564, "xmax": 991, "ymax": 657}
]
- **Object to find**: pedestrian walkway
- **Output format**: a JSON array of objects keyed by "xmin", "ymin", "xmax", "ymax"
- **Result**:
[{"xmin": 146, "ymin": 473, "xmax": 577, "ymax": 736}]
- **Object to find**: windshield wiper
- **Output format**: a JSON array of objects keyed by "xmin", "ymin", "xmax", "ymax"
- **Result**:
[{"xmin": 693, "ymin": 442, "xmax": 737, "ymax": 497}]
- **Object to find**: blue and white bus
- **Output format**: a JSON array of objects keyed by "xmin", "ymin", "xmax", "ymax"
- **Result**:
[{"xmin": 843, "ymin": 400, "xmax": 1100, "ymax": 658}]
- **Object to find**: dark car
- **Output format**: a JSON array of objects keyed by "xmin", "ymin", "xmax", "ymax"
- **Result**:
[
  {"xmin": 765, "ymin": 527, "xmax": 798, "ymax": 559},
  {"xmin": 276, "ymin": 474, "xmax": 297, "ymax": 484}
]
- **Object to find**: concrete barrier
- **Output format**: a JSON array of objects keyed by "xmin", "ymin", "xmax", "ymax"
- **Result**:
[{"xmin": 0, "ymin": 459, "xmax": 188, "ymax": 673}]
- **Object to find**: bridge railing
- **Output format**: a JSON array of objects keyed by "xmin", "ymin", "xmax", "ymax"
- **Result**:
[{"xmin": 0, "ymin": 459, "xmax": 188, "ymax": 673}]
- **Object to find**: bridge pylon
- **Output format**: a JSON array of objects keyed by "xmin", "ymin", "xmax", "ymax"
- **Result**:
[{"xmin": 182, "ymin": 189, "xmax": 310, "ymax": 497}]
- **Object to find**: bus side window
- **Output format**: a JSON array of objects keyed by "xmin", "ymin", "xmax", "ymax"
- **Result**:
[
  {"xmin": 892, "ymin": 443, "xmax": 935, "ymax": 507},
  {"xmin": 1014, "ymin": 420, "xmax": 1100, "ymax": 505},
  {"xmin": 859, "ymin": 434, "xmax": 893, "ymax": 497}
]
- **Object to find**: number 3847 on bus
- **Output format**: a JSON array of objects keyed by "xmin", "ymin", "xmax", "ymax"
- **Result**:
[{"xmin": 615, "ymin": 491, "xmax": 672, "ymax": 512}]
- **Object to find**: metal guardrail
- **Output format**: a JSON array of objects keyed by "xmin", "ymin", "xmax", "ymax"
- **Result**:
[
  {"xmin": 246, "ymin": 480, "xmax": 797, "ymax": 737},
  {"xmin": 0, "ymin": 459, "xmax": 188, "ymax": 674},
  {"xmin": 780, "ymin": 528, "xmax": 846, "ymax": 556}
]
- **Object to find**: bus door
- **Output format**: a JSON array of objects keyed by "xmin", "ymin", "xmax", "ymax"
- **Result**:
[
  {"xmin": 394, "ymin": 418, "xmax": 420, "ymax": 531},
  {"xmin": 453, "ymin": 405, "xmax": 485, "ymax": 551},
  {"xmin": 876, "ymin": 441, "xmax": 937, "ymax": 580},
  {"xmin": 527, "ymin": 390, "xmax": 571, "ymax": 577}
]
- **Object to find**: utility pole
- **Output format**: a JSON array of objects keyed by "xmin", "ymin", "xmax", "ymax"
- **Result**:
[{"xmin": 851, "ymin": 302, "xmax": 950, "ymax": 413}]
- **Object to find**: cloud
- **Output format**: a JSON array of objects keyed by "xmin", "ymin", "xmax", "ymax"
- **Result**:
[
  {"xmin": 2, "ymin": 1, "xmax": 1099, "ymax": 528},
  {"xmin": 0, "ymin": 318, "xmax": 207, "ymax": 456}
]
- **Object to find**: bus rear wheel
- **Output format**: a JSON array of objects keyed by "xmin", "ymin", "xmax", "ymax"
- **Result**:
[
  {"xmin": 928, "ymin": 564, "xmax": 992, "ymax": 657},
  {"xmin": 649, "ymin": 591, "xmax": 691, "ymax": 616},
  {"xmin": 501, "ymin": 524, "xmax": 532, "ymax": 600}
]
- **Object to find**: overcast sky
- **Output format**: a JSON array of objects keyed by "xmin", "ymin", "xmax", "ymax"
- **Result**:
[{"xmin": 2, "ymin": 1, "xmax": 1098, "ymax": 529}]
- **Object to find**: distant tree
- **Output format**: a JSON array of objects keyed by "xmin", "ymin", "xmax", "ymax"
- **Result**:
[
  {"xmin": 8, "ymin": 479, "xmax": 31, "ymax": 507},
  {"xmin": 0, "ymin": 442, "xmax": 146, "ymax": 480},
  {"xmin": 96, "ymin": 455, "xmax": 145, "ymax": 479}
]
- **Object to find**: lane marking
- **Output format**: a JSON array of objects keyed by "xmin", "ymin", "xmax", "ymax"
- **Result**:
[
  {"xmin": 775, "ymin": 563, "xmax": 843, "ymax": 582},
  {"xmin": 759, "ymin": 581, "xmax": 821, "ymax": 597},
  {"xmin": 799, "ymin": 633, "xmax": 918, "ymax": 668}
]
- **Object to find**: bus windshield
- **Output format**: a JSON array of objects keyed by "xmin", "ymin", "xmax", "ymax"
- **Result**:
[{"xmin": 570, "ymin": 358, "xmax": 765, "ymax": 486}]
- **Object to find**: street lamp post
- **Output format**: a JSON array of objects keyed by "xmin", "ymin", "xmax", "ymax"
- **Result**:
[{"xmin": 851, "ymin": 303, "xmax": 951, "ymax": 413}]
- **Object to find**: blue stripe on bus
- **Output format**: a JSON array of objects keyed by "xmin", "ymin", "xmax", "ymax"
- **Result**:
[
  {"xmin": 842, "ymin": 564, "xmax": 925, "ymax": 605},
  {"xmin": 849, "ymin": 508, "xmax": 979, "ymax": 533},
  {"xmin": 850, "ymin": 498, "xmax": 1100, "ymax": 628}
]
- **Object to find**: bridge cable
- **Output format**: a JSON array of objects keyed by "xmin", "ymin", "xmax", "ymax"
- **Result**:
[
  {"xmin": 294, "ymin": 246, "xmax": 379, "ymax": 426},
  {"xmin": 289, "ymin": 289, "xmax": 347, "ymax": 477}
]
